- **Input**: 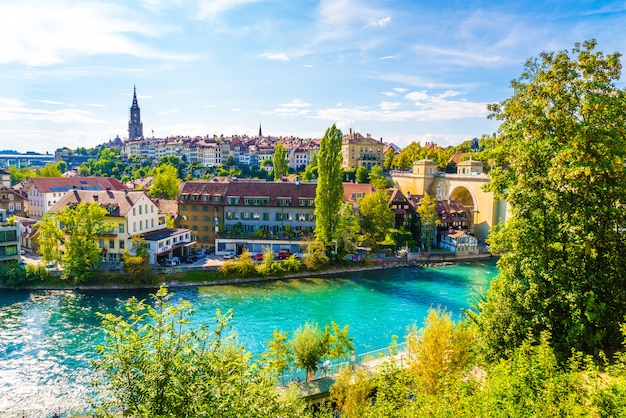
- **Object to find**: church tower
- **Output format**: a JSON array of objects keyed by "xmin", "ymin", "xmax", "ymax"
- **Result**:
[{"xmin": 128, "ymin": 86, "xmax": 143, "ymax": 139}]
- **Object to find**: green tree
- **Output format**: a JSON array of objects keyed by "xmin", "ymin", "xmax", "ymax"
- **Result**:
[
  {"xmin": 39, "ymin": 203, "xmax": 112, "ymax": 282},
  {"xmin": 382, "ymin": 147, "xmax": 395, "ymax": 171},
  {"xmin": 357, "ymin": 189, "xmax": 395, "ymax": 248},
  {"xmin": 368, "ymin": 166, "xmax": 390, "ymax": 189},
  {"xmin": 302, "ymin": 242, "xmax": 330, "ymax": 270},
  {"xmin": 262, "ymin": 329, "xmax": 294, "ymax": 386},
  {"xmin": 273, "ymin": 143, "xmax": 289, "ymax": 181},
  {"xmin": 314, "ymin": 125, "xmax": 344, "ymax": 248},
  {"xmin": 324, "ymin": 321, "xmax": 354, "ymax": 363},
  {"xmin": 291, "ymin": 321, "xmax": 325, "ymax": 382},
  {"xmin": 336, "ymin": 204, "xmax": 361, "ymax": 254},
  {"xmin": 37, "ymin": 162, "xmax": 63, "ymax": 177},
  {"xmin": 355, "ymin": 166, "xmax": 369, "ymax": 184},
  {"xmin": 91, "ymin": 287, "xmax": 306, "ymax": 417},
  {"xmin": 122, "ymin": 237, "xmax": 151, "ymax": 283},
  {"xmin": 476, "ymin": 40, "xmax": 626, "ymax": 362},
  {"xmin": 149, "ymin": 164, "xmax": 180, "ymax": 200},
  {"xmin": 417, "ymin": 194, "xmax": 439, "ymax": 250}
]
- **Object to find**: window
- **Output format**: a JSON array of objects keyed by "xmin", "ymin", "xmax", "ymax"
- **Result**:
[
  {"xmin": 119, "ymin": 223, "xmax": 125, "ymax": 234},
  {"xmin": 203, "ymin": 206, "xmax": 209, "ymax": 212},
  {"xmin": 119, "ymin": 240, "xmax": 125, "ymax": 250},
  {"xmin": 262, "ymin": 212, "xmax": 269, "ymax": 221},
  {"xmin": 140, "ymin": 220, "xmax": 143, "ymax": 230},
  {"xmin": 139, "ymin": 205, "xmax": 142, "ymax": 215},
  {"xmin": 109, "ymin": 240, "xmax": 115, "ymax": 249}
]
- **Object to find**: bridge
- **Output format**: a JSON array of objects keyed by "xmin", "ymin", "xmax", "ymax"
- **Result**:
[
  {"xmin": 0, "ymin": 152, "xmax": 56, "ymax": 168},
  {"xmin": 390, "ymin": 159, "xmax": 508, "ymax": 243}
]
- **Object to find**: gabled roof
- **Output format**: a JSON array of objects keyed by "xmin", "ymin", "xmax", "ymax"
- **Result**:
[
  {"xmin": 49, "ymin": 189, "xmax": 150, "ymax": 217},
  {"xmin": 29, "ymin": 177, "xmax": 128, "ymax": 194},
  {"xmin": 342, "ymin": 182, "xmax": 374, "ymax": 202}
]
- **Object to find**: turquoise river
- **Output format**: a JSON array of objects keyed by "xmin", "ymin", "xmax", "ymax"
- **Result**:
[{"xmin": 0, "ymin": 260, "xmax": 498, "ymax": 417}]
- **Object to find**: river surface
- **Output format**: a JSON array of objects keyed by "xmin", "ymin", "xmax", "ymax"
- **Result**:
[{"xmin": 0, "ymin": 260, "xmax": 497, "ymax": 417}]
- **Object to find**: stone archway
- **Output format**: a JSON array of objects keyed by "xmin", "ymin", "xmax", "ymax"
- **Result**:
[{"xmin": 449, "ymin": 186, "xmax": 477, "ymax": 234}]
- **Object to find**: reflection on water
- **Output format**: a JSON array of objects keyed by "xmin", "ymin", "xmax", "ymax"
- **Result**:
[{"xmin": 0, "ymin": 260, "xmax": 497, "ymax": 417}]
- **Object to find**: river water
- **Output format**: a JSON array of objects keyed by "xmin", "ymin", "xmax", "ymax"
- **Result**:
[{"xmin": 0, "ymin": 260, "xmax": 497, "ymax": 417}]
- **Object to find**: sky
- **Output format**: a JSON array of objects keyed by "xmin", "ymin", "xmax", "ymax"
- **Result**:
[{"xmin": 1, "ymin": 0, "xmax": 625, "ymax": 154}]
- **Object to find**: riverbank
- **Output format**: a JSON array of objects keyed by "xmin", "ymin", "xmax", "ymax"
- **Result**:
[{"xmin": 2, "ymin": 252, "xmax": 496, "ymax": 291}]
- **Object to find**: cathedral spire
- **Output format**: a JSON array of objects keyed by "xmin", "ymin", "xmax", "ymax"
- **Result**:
[
  {"xmin": 128, "ymin": 85, "xmax": 143, "ymax": 139},
  {"xmin": 259, "ymin": 121, "xmax": 262, "ymax": 137}
]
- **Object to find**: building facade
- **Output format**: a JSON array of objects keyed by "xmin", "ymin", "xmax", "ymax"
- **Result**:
[
  {"xmin": 25, "ymin": 177, "xmax": 128, "ymax": 219},
  {"xmin": 0, "ymin": 209, "xmax": 21, "ymax": 263},
  {"xmin": 178, "ymin": 179, "xmax": 317, "ymax": 250},
  {"xmin": 49, "ymin": 189, "xmax": 182, "ymax": 264},
  {"xmin": 341, "ymin": 129, "xmax": 385, "ymax": 170}
]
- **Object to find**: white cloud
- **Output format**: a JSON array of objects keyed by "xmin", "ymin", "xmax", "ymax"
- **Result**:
[
  {"xmin": 313, "ymin": 90, "xmax": 488, "ymax": 123},
  {"xmin": 36, "ymin": 100, "xmax": 73, "ymax": 106},
  {"xmin": 264, "ymin": 99, "xmax": 311, "ymax": 116},
  {"xmin": 197, "ymin": 0, "xmax": 262, "ymax": 21},
  {"xmin": 0, "ymin": 1, "xmax": 192, "ymax": 66},
  {"xmin": 366, "ymin": 16, "xmax": 391, "ymax": 28},
  {"xmin": 261, "ymin": 53, "xmax": 291, "ymax": 62},
  {"xmin": 379, "ymin": 101, "xmax": 401, "ymax": 111},
  {"xmin": 379, "ymin": 55, "xmax": 399, "ymax": 60},
  {"xmin": 0, "ymin": 97, "xmax": 103, "ymax": 124}
]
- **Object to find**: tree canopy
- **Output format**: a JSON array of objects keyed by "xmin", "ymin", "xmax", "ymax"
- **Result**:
[
  {"xmin": 39, "ymin": 202, "xmax": 113, "ymax": 282},
  {"xmin": 475, "ymin": 40, "xmax": 626, "ymax": 362}
]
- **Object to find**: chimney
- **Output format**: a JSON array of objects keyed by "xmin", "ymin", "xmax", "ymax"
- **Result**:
[{"xmin": 93, "ymin": 195, "xmax": 99, "ymax": 202}]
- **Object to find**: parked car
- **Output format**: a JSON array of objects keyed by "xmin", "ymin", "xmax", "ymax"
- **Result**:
[
  {"xmin": 278, "ymin": 250, "xmax": 291, "ymax": 260},
  {"xmin": 195, "ymin": 251, "xmax": 207, "ymax": 259},
  {"xmin": 184, "ymin": 254, "xmax": 198, "ymax": 264},
  {"xmin": 254, "ymin": 252, "xmax": 264, "ymax": 261},
  {"xmin": 164, "ymin": 257, "xmax": 180, "ymax": 266},
  {"xmin": 223, "ymin": 252, "xmax": 236, "ymax": 260}
]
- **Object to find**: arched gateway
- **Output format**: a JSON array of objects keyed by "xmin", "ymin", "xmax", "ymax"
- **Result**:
[{"xmin": 390, "ymin": 159, "xmax": 508, "ymax": 243}]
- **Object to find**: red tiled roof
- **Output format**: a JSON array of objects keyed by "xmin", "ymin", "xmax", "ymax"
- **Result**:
[
  {"xmin": 30, "ymin": 177, "xmax": 128, "ymax": 194},
  {"xmin": 342, "ymin": 182, "xmax": 374, "ymax": 202},
  {"xmin": 49, "ymin": 189, "xmax": 148, "ymax": 216},
  {"xmin": 179, "ymin": 179, "xmax": 317, "ymax": 206}
]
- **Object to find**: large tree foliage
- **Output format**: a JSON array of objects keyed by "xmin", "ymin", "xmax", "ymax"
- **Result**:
[
  {"xmin": 416, "ymin": 194, "xmax": 439, "ymax": 250},
  {"xmin": 357, "ymin": 190, "xmax": 395, "ymax": 248},
  {"xmin": 475, "ymin": 40, "xmax": 626, "ymax": 362},
  {"xmin": 91, "ymin": 287, "xmax": 307, "ymax": 417},
  {"xmin": 39, "ymin": 202, "xmax": 112, "ymax": 282},
  {"xmin": 149, "ymin": 164, "xmax": 180, "ymax": 200},
  {"xmin": 272, "ymin": 142, "xmax": 289, "ymax": 181},
  {"xmin": 314, "ymin": 125, "xmax": 344, "ymax": 248}
]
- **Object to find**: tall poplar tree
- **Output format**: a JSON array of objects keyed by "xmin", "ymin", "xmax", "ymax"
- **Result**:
[
  {"xmin": 475, "ymin": 40, "xmax": 626, "ymax": 362},
  {"xmin": 314, "ymin": 124, "xmax": 344, "ymax": 248},
  {"xmin": 273, "ymin": 142, "xmax": 289, "ymax": 181}
]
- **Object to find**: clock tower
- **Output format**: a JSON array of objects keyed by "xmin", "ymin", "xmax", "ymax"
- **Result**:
[{"xmin": 128, "ymin": 86, "xmax": 143, "ymax": 139}]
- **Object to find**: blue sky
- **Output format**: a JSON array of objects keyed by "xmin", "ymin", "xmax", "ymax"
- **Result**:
[{"xmin": 1, "ymin": 0, "xmax": 625, "ymax": 154}]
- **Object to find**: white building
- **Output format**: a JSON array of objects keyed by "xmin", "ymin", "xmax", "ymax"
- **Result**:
[
  {"xmin": 49, "ymin": 189, "xmax": 189, "ymax": 264},
  {"xmin": 25, "ymin": 177, "xmax": 128, "ymax": 219},
  {"xmin": 439, "ymin": 230, "xmax": 479, "ymax": 255}
]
